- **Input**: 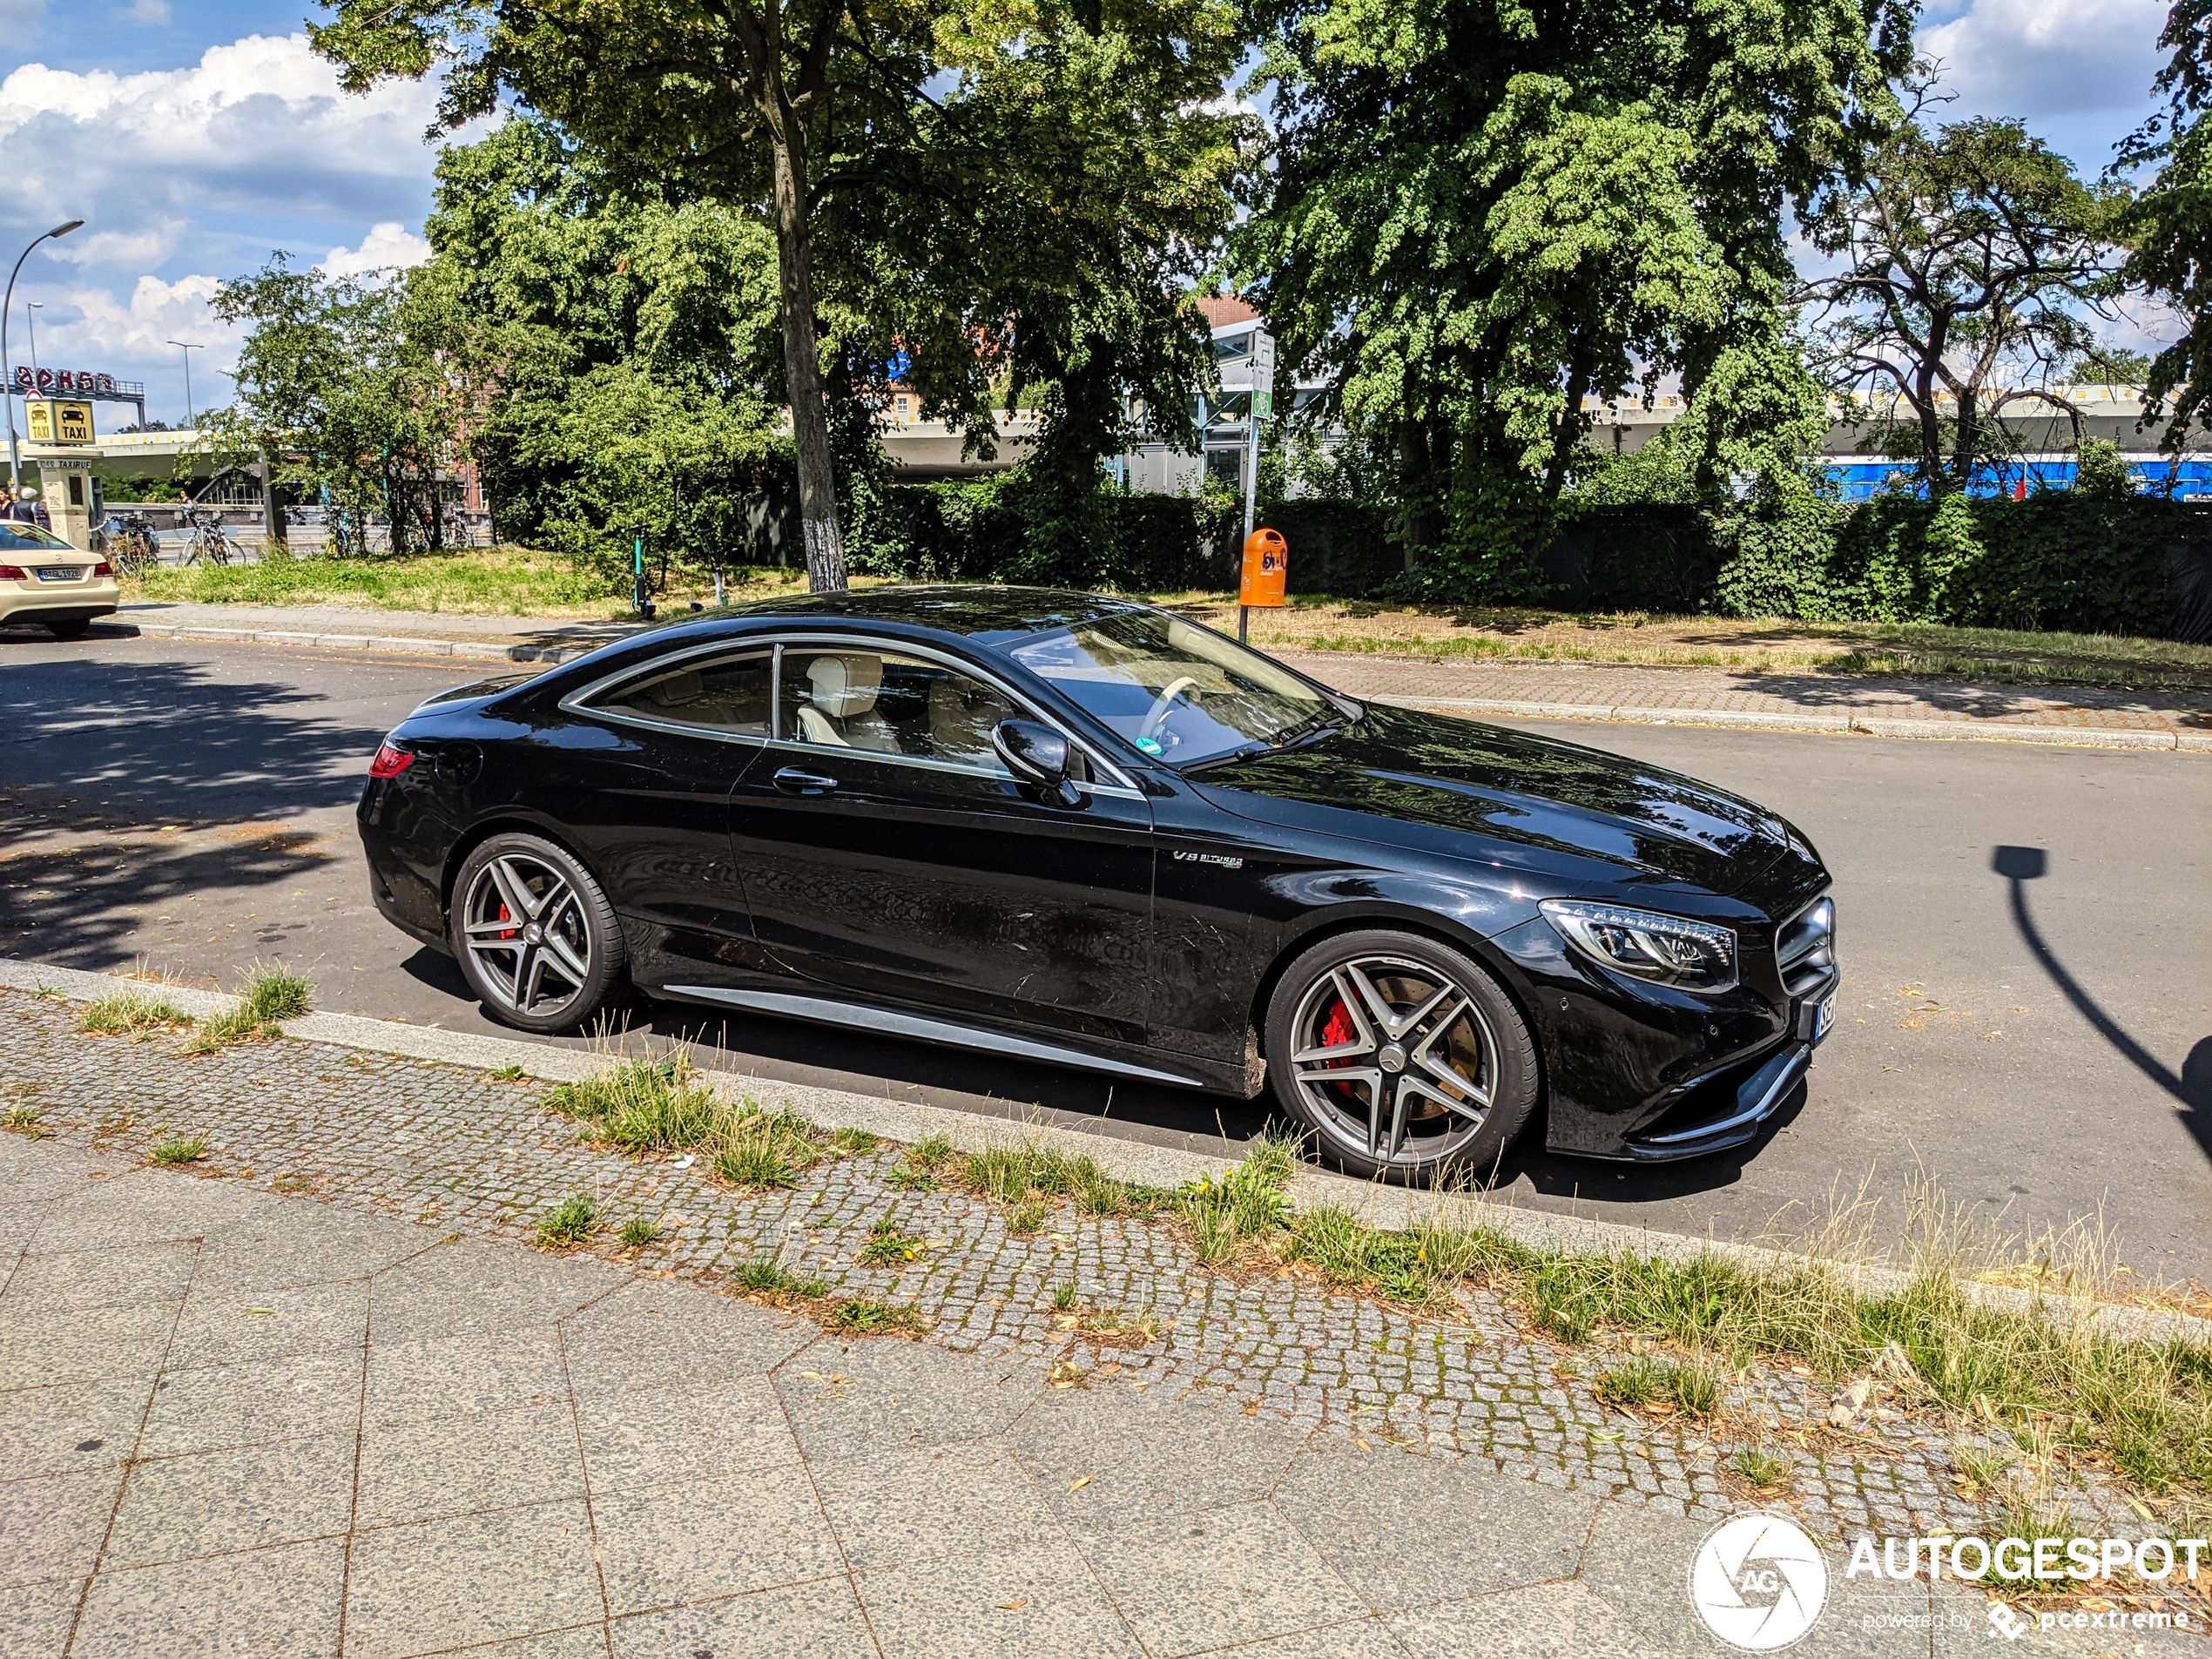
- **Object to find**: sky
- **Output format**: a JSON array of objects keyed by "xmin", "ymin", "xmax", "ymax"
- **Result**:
[{"xmin": 0, "ymin": 0, "xmax": 2181, "ymax": 428}]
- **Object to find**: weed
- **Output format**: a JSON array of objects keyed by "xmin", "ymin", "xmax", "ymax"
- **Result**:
[
  {"xmin": 488, "ymin": 1064, "xmax": 525, "ymax": 1082},
  {"xmin": 858, "ymin": 1218, "xmax": 925, "ymax": 1267},
  {"xmin": 712, "ymin": 1103, "xmax": 817, "ymax": 1190},
  {"xmin": 1595, "ymin": 1354, "xmax": 1664, "ymax": 1408},
  {"xmin": 78, "ymin": 995, "xmax": 194, "ymax": 1039},
  {"xmin": 536, "ymin": 1193, "xmax": 598, "ymax": 1249},
  {"xmin": 908, "ymin": 1131, "xmax": 954, "ymax": 1167},
  {"xmin": 829, "ymin": 1126, "xmax": 881, "ymax": 1156},
  {"xmin": 827, "ymin": 1298, "xmax": 927, "ymax": 1337},
  {"xmin": 618, "ymin": 1217, "xmax": 661, "ymax": 1249},
  {"xmin": 239, "ymin": 964, "xmax": 313, "ymax": 1023},
  {"xmin": 149, "ymin": 1136, "xmax": 207, "ymax": 1166},
  {"xmin": 1057, "ymin": 1304, "xmax": 1165, "ymax": 1348},
  {"xmin": 733, "ymin": 1256, "xmax": 830, "ymax": 1300},
  {"xmin": 1006, "ymin": 1200, "xmax": 1048, "ymax": 1235},
  {"xmin": 3, "ymin": 1104, "xmax": 45, "ymax": 1134},
  {"xmin": 30, "ymin": 983, "xmax": 66, "ymax": 1004},
  {"xmin": 1953, "ymin": 1446, "xmax": 2013, "ymax": 1494},
  {"xmin": 1181, "ymin": 1134, "xmax": 1298, "ymax": 1264},
  {"xmin": 1052, "ymin": 1279, "xmax": 1079, "ymax": 1312},
  {"xmin": 887, "ymin": 1158, "xmax": 942, "ymax": 1192},
  {"xmin": 1733, "ymin": 1446, "xmax": 1788, "ymax": 1490},
  {"xmin": 546, "ymin": 1055, "xmax": 721, "ymax": 1153}
]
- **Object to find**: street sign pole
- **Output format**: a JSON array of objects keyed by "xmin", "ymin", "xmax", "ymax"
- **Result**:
[{"xmin": 1239, "ymin": 329, "xmax": 1276, "ymax": 644}]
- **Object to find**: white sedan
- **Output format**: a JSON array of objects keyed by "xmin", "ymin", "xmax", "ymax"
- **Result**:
[{"xmin": 0, "ymin": 522, "xmax": 118, "ymax": 638}]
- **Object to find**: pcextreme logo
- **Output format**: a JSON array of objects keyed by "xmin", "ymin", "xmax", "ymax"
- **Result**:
[{"xmin": 1689, "ymin": 1512, "xmax": 1830, "ymax": 1651}]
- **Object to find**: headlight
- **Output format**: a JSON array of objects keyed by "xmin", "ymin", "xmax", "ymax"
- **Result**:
[{"xmin": 1540, "ymin": 899, "xmax": 1737, "ymax": 993}]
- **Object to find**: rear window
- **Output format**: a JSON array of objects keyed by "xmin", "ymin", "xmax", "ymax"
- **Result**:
[
  {"xmin": 591, "ymin": 651, "xmax": 774, "ymax": 736},
  {"xmin": 0, "ymin": 522, "xmax": 71, "ymax": 552}
]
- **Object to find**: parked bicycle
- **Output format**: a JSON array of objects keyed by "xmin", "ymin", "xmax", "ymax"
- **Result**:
[
  {"xmin": 180, "ymin": 508, "xmax": 236, "ymax": 567},
  {"xmin": 103, "ymin": 511, "xmax": 162, "ymax": 577}
]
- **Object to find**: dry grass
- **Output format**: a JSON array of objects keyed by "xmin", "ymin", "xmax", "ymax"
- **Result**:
[
  {"xmin": 78, "ymin": 994, "xmax": 195, "ymax": 1039},
  {"xmin": 544, "ymin": 1049, "xmax": 833, "ymax": 1192},
  {"xmin": 1148, "ymin": 594, "xmax": 2212, "ymax": 696}
]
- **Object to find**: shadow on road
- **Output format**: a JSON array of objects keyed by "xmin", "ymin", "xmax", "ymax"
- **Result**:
[{"xmin": 1994, "ymin": 843, "xmax": 2211, "ymax": 1166}]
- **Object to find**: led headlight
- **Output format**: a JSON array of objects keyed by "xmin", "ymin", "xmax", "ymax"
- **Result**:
[{"xmin": 1539, "ymin": 899, "xmax": 1737, "ymax": 993}]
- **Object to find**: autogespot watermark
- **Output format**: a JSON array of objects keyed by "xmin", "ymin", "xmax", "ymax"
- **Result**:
[{"xmin": 1687, "ymin": 1513, "xmax": 2205, "ymax": 1652}]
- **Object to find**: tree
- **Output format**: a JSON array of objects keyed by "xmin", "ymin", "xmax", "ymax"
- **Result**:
[
  {"xmin": 1236, "ymin": 0, "xmax": 1911, "ymax": 596},
  {"xmin": 415, "ymin": 117, "xmax": 788, "ymax": 572},
  {"xmin": 207, "ymin": 256, "xmax": 462, "ymax": 553},
  {"xmin": 1800, "ymin": 107, "xmax": 2129, "ymax": 493},
  {"xmin": 2118, "ymin": 0, "xmax": 2212, "ymax": 454},
  {"xmin": 314, "ymin": 0, "xmax": 965, "ymax": 593}
]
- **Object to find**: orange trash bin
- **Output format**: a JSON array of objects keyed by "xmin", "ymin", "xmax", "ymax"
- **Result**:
[{"xmin": 1239, "ymin": 528, "xmax": 1288, "ymax": 607}]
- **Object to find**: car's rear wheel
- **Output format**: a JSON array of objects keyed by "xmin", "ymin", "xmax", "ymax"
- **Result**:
[
  {"xmin": 1264, "ymin": 929, "xmax": 1540, "ymax": 1184},
  {"xmin": 45, "ymin": 617, "xmax": 89, "ymax": 639},
  {"xmin": 448, "ymin": 833, "xmax": 626, "ymax": 1035}
]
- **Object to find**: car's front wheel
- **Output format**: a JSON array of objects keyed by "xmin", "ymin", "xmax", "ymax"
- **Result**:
[
  {"xmin": 1264, "ymin": 929, "xmax": 1540, "ymax": 1184},
  {"xmin": 448, "ymin": 833, "xmax": 627, "ymax": 1034}
]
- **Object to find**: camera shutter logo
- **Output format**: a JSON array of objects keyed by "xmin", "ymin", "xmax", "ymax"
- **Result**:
[{"xmin": 1688, "ymin": 1513, "xmax": 1829, "ymax": 1650}]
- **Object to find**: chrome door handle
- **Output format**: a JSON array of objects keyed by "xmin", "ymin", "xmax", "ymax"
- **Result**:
[{"xmin": 772, "ymin": 767, "xmax": 840, "ymax": 796}]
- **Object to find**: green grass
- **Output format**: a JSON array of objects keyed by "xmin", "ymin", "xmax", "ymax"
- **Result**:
[
  {"xmin": 1594, "ymin": 1353, "xmax": 1720, "ymax": 1417},
  {"xmin": 711, "ymin": 1103, "xmax": 818, "ymax": 1191},
  {"xmin": 733, "ymin": 1255, "xmax": 831, "ymax": 1299},
  {"xmin": 488, "ymin": 1063, "xmax": 526, "ymax": 1082},
  {"xmin": 1732, "ymin": 1446, "xmax": 1788, "ymax": 1490},
  {"xmin": 3, "ymin": 1104, "xmax": 44, "ymax": 1133},
  {"xmin": 178, "ymin": 964, "xmax": 314, "ymax": 1054},
  {"xmin": 545, "ymin": 1054, "xmax": 829, "ymax": 1192},
  {"xmin": 124, "ymin": 544, "xmax": 629, "ymax": 616},
  {"xmin": 1052, "ymin": 1278, "xmax": 1079, "ymax": 1312},
  {"xmin": 149, "ymin": 1136, "xmax": 207, "ymax": 1165},
  {"xmin": 1181, "ymin": 1136, "xmax": 1299, "ymax": 1264},
  {"xmin": 535, "ymin": 1193, "xmax": 598, "ymax": 1248},
  {"xmin": 826, "ymin": 1298, "xmax": 927, "ymax": 1337},
  {"xmin": 78, "ymin": 994, "xmax": 195, "ymax": 1039},
  {"xmin": 858, "ymin": 1217, "xmax": 926, "ymax": 1266},
  {"xmin": 618, "ymin": 1217, "xmax": 661, "ymax": 1250},
  {"xmin": 829, "ymin": 1126, "xmax": 882, "ymax": 1156},
  {"xmin": 1005, "ymin": 1199, "xmax": 1047, "ymax": 1236}
]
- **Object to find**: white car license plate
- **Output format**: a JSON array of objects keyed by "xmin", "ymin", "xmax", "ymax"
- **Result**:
[
  {"xmin": 35, "ymin": 567, "xmax": 82, "ymax": 582},
  {"xmin": 1812, "ymin": 994, "xmax": 1837, "ymax": 1042}
]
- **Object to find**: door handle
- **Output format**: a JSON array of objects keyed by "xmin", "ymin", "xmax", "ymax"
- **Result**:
[{"xmin": 772, "ymin": 767, "xmax": 840, "ymax": 796}]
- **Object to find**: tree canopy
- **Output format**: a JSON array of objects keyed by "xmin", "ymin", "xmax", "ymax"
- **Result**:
[{"xmin": 1236, "ymin": 0, "xmax": 1912, "ymax": 592}]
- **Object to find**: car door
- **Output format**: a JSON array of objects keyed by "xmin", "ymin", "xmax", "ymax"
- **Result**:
[
  {"xmin": 730, "ymin": 638, "xmax": 1157, "ymax": 1046},
  {"xmin": 547, "ymin": 644, "xmax": 772, "ymax": 973}
]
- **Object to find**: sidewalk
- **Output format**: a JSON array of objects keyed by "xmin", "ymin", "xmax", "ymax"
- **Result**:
[
  {"xmin": 2, "ymin": 978, "xmax": 2193, "ymax": 1657},
  {"xmin": 107, "ymin": 599, "xmax": 2212, "ymax": 752}
]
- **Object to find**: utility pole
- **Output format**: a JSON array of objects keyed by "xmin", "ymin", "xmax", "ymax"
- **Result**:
[
  {"xmin": 3, "ymin": 218, "xmax": 84, "ymax": 492},
  {"xmin": 167, "ymin": 341, "xmax": 202, "ymax": 428},
  {"xmin": 1239, "ymin": 328, "xmax": 1275, "ymax": 644}
]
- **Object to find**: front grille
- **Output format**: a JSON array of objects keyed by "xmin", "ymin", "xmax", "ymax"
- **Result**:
[{"xmin": 1777, "ymin": 894, "xmax": 1836, "ymax": 999}]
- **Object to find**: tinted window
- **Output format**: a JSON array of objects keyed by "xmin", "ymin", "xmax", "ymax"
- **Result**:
[
  {"xmin": 779, "ymin": 647, "xmax": 1020, "ymax": 772},
  {"xmin": 594, "ymin": 651, "xmax": 772, "ymax": 736}
]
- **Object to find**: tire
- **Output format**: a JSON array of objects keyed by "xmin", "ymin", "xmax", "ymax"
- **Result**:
[
  {"xmin": 1263, "ymin": 927, "xmax": 1541, "ymax": 1184},
  {"xmin": 448, "ymin": 833, "xmax": 628, "ymax": 1035},
  {"xmin": 45, "ymin": 617, "xmax": 89, "ymax": 640}
]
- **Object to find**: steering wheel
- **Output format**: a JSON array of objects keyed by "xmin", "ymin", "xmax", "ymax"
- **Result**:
[{"xmin": 1139, "ymin": 675, "xmax": 1201, "ymax": 742}]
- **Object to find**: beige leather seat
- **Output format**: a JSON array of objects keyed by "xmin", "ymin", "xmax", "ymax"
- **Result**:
[
  {"xmin": 927, "ymin": 674, "xmax": 1007, "ymax": 766},
  {"xmin": 796, "ymin": 655, "xmax": 896, "ymax": 752}
]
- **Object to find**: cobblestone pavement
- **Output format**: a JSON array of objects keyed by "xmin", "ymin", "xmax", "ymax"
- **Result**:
[
  {"xmin": 2, "ymin": 988, "xmax": 2150, "ymax": 1566},
  {"xmin": 105, "ymin": 601, "xmax": 2212, "ymax": 746}
]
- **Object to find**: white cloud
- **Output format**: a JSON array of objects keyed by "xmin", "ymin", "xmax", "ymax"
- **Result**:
[
  {"xmin": 1923, "ymin": 0, "xmax": 2167, "ymax": 121},
  {"xmin": 319, "ymin": 220, "xmax": 432, "ymax": 278},
  {"xmin": 0, "ymin": 33, "xmax": 450, "ymax": 229},
  {"xmin": 45, "ymin": 219, "xmax": 185, "ymax": 269},
  {"xmin": 126, "ymin": 0, "xmax": 171, "ymax": 23},
  {"xmin": 44, "ymin": 273, "xmax": 236, "ymax": 367}
]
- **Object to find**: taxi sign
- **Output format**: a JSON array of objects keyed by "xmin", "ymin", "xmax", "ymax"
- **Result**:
[{"xmin": 25, "ymin": 399, "xmax": 95, "ymax": 444}]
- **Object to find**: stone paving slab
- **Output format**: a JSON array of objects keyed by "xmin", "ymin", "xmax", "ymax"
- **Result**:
[{"xmin": 98, "ymin": 600, "xmax": 2212, "ymax": 751}]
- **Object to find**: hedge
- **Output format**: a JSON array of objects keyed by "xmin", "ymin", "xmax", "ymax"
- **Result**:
[{"xmin": 788, "ymin": 480, "xmax": 2212, "ymax": 643}]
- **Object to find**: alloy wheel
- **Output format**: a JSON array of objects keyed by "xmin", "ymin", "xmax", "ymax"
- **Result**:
[
  {"xmin": 1287, "ymin": 954, "xmax": 1496, "ymax": 1164},
  {"xmin": 460, "ymin": 853, "xmax": 594, "ymax": 1019}
]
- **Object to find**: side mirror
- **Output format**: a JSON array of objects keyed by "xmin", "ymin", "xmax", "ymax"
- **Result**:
[{"xmin": 991, "ymin": 719, "xmax": 1080, "ymax": 805}]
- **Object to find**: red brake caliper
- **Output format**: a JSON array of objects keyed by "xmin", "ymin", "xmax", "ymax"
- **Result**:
[
  {"xmin": 496, "ymin": 902, "xmax": 517, "ymax": 941},
  {"xmin": 1318, "ymin": 998, "xmax": 1360, "ymax": 1097}
]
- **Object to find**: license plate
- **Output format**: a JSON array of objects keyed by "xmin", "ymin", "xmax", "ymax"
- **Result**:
[
  {"xmin": 1812, "ymin": 994, "xmax": 1837, "ymax": 1042},
  {"xmin": 35, "ymin": 567, "xmax": 83, "ymax": 582}
]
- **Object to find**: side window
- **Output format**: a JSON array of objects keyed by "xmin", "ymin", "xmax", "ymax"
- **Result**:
[
  {"xmin": 593, "ymin": 651, "xmax": 773, "ymax": 736},
  {"xmin": 778, "ymin": 647, "xmax": 1024, "ymax": 772}
]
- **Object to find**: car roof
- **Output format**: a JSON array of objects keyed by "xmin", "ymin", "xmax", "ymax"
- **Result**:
[{"xmin": 721, "ymin": 585, "xmax": 1154, "ymax": 645}]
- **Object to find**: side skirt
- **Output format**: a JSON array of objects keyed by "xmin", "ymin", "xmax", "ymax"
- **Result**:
[{"xmin": 658, "ymin": 982, "xmax": 1217, "ymax": 1092}]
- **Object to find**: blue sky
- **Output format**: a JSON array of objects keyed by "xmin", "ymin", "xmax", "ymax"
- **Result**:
[{"xmin": 0, "ymin": 0, "xmax": 2179, "ymax": 427}]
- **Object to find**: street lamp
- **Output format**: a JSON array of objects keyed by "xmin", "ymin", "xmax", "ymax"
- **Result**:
[
  {"xmin": 167, "ymin": 340, "xmax": 203, "ymax": 429},
  {"xmin": 25, "ymin": 302, "xmax": 40, "ymax": 384},
  {"xmin": 3, "ymin": 218, "xmax": 84, "ymax": 493}
]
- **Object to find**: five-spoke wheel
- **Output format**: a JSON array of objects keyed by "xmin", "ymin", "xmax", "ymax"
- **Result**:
[
  {"xmin": 448, "ymin": 833, "xmax": 625, "ymax": 1034},
  {"xmin": 1264, "ymin": 929, "xmax": 1538, "ymax": 1183}
]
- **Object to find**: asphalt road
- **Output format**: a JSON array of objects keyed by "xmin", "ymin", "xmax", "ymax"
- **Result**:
[{"xmin": 5, "ymin": 625, "xmax": 2209, "ymax": 1281}]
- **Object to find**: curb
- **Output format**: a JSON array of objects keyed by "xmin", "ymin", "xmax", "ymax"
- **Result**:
[
  {"xmin": 9, "ymin": 955, "xmax": 2207, "ymax": 1350},
  {"xmin": 106, "ymin": 617, "xmax": 2211, "ymax": 752},
  {"xmin": 1375, "ymin": 694, "xmax": 2209, "ymax": 752}
]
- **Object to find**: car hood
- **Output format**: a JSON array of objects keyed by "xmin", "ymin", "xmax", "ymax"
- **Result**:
[{"xmin": 1190, "ymin": 703, "xmax": 1789, "ymax": 897}]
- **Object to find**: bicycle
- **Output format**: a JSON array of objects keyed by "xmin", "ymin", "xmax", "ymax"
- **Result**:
[
  {"xmin": 180, "ymin": 509, "xmax": 236, "ymax": 567},
  {"xmin": 104, "ymin": 512, "xmax": 161, "ymax": 577}
]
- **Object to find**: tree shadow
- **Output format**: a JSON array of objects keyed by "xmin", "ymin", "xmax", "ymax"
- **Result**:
[
  {"xmin": 1993, "ymin": 844, "xmax": 2210, "ymax": 1166},
  {"xmin": 0, "ymin": 640, "xmax": 388, "ymax": 825}
]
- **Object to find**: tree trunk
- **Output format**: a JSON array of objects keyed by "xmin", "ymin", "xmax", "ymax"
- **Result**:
[{"xmin": 767, "ymin": 120, "xmax": 848, "ymax": 593}]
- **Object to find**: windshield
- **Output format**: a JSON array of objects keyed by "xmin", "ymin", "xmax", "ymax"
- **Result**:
[
  {"xmin": 995, "ymin": 609, "xmax": 1339, "ymax": 768},
  {"xmin": 0, "ymin": 522, "xmax": 72, "ymax": 552}
]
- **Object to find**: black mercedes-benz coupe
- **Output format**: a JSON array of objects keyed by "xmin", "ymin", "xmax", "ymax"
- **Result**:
[{"xmin": 358, "ymin": 586, "xmax": 1838, "ymax": 1182}]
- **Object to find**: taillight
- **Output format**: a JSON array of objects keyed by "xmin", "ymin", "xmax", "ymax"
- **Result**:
[
  {"xmin": 92, "ymin": 561, "xmax": 113, "ymax": 577},
  {"xmin": 0, "ymin": 565, "xmax": 24, "ymax": 580},
  {"xmin": 368, "ymin": 741, "xmax": 415, "ymax": 779}
]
